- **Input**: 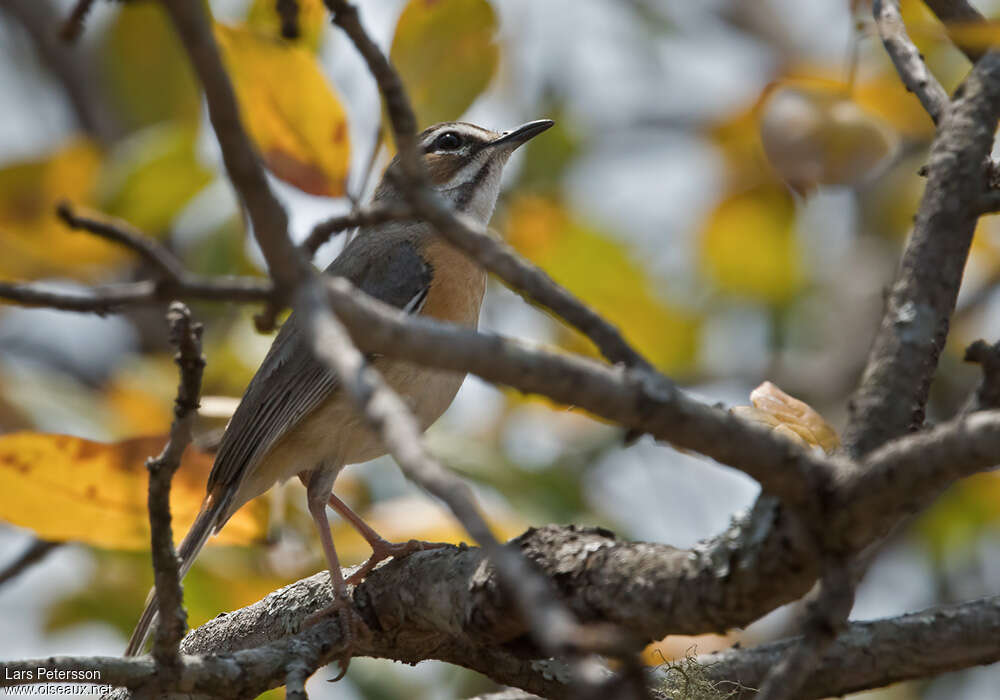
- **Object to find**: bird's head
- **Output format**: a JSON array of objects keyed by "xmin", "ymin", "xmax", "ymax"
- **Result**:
[{"xmin": 375, "ymin": 119, "xmax": 554, "ymax": 225}]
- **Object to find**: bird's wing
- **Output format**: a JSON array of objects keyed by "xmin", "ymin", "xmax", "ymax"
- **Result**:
[{"xmin": 206, "ymin": 234, "xmax": 432, "ymax": 497}]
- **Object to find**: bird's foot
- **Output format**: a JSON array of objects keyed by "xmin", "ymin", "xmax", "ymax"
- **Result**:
[
  {"xmin": 304, "ymin": 592, "xmax": 370, "ymax": 681},
  {"xmin": 345, "ymin": 538, "xmax": 449, "ymax": 585}
]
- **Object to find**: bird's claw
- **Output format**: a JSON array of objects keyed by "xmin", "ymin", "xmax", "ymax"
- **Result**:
[
  {"xmin": 303, "ymin": 596, "xmax": 370, "ymax": 681},
  {"xmin": 345, "ymin": 538, "xmax": 449, "ymax": 585}
]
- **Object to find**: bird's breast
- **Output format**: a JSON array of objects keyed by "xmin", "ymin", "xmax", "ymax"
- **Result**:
[{"xmin": 419, "ymin": 236, "xmax": 487, "ymax": 327}]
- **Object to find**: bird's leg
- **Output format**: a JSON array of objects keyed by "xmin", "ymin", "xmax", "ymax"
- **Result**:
[
  {"xmin": 326, "ymin": 492, "xmax": 450, "ymax": 585},
  {"xmin": 302, "ymin": 471, "xmax": 367, "ymax": 681}
]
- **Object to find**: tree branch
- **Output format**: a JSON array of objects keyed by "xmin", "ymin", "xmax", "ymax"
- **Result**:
[
  {"xmin": 873, "ymin": 0, "xmax": 950, "ymax": 125},
  {"xmin": 58, "ymin": 0, "xmax": 96, "ymax": 42},
  {"xmin": 296, "ymin": 281, "xmax": 641, "ymax": 692},
  {"xmin": 300, "ymin": 203, "xmax": 414, "ymax": 258},
  {"xmin": 0, "ymin": 538, "xmax": 59, "ymax": 588},
  {"xmin": 752, "ymin": 563, "xmax": 854, "ymax": 700},
  {"xmin": 56, "ymin": 202, "xmax": 190, "ymax": 282},
  {"xmin": 964, "ymin": 338, "xmax": 1000, "ymax": 412},
  {"xmin": 844, "ymin": 50, "xmax": 1000, "ymax": 455},
  {"xmin": 160, "ymin": 0, "xmax": 622, "ymax": 690},
  {"xmin": 11, "ymin": 531, "xmax": 1000, "ymax": 699},
  {"xmin": 161, "ymin": 0, "xmax": 304, "ymax": 293},
  {"xmin": 0, "ymin": 276, "xmax": 273, "ymax": 313},
  {"xmin": 922, "ymin": 0, "xmax": 987, "ymax": 63},
  {"xmin": 701, "ymin": 594, "xmax": 1000, "ymax": 699},
  {"xmin": 322, "ymin": 0, "xmax": 656, "ymax": 373},
  {"xmin": 1, "ymin": 0, "xmax": 120, "ymax": 143},
  {"xmin": 144, "ymin": 302, "xmax": 205, "ymax": 665}
]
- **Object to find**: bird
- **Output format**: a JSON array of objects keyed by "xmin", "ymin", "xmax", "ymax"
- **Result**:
[{"xmin": 124, "ymin": 118, "xmax": 554, "ymax": 656}]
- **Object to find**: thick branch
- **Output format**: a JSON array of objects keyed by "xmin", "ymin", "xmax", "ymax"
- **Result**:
[
  {"xmin": 701, "ymin": 595, "xmax": 1000, "ymax": 699},
  {"xmin": 923, "ymin": 0, "xmax": 987, "ymax": 63},
  {"xmin": 13, "ymin": 531, "xmax": 1000, "ymax": 699},
  {"xmin": 845, "ymin": 50, "xmax": 1000, "ymax": 456}
]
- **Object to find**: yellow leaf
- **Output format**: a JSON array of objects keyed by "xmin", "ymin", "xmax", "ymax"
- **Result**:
[
  {"xmin": 214, "ymin": 22, "xmax": 350, "ymax": 197},
  {"xmin": 101, "ymin": 356, "xmax": 178, "ymax": 438},
  {"xmin": 699, "ymin": 185, "xmax": 802, "ymax": 303},
  {"xmin": 732, "ymin": 381, "xmax": 839, "ymax": 453},
  {"xmin": 390, "ymin": 0, "xmax": 499, "ymax": 128},
  {"xmin": 505, "ymin": 195, "xmax": 699, "ymax": 374},
  {"xmin": 247, "ymin": 0, "xmax": 326, "ymax": 50},
  {"xmin": 708, "ymin": 103, "xmax": 773, "ymax": 190},
  {"xmin": 854, "ymin": 72, "xmax": 936, "ymax": 141},
  {"xmin": 917, "ymin": 470, "xmax": 1000, "ymax": 562},
  {"xmin": 0, "ymin": 139, "xmax": 128, "ymax": 280},
  {"xmin": 0, "ymin": 433, "xmax": 267, "ymax": 550}
]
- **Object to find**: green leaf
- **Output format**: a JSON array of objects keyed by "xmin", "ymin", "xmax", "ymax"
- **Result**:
[
  {"xmin": 98, "ymin": 123, "xmax": 214, "ymax": 234},
  {"xmin": 100, "ymin": 3, "xmax": 200, "ymax": 130},
  {"xmin": 505, "ymin": 195, "xmax": 699, "ymax": 374},
  {"xmin": 390, "ymin": 0, "xmax": 499, "ymax": 128}
]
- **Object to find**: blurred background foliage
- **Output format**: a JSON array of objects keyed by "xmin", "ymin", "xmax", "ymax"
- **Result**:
[{"xmin": 1, "ymin": 0, "xmax": 1000, "ymax": 698}]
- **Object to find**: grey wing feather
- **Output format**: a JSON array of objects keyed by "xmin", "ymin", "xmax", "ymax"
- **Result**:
[{"xmin": 206, "ymin": 232, "xmax": 432, "ymax": 500}]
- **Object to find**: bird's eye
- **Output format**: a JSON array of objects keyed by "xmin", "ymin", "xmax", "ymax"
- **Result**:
[{"xmin": 433, "ymin": 131, "xmax": 463, "ymax": 151}]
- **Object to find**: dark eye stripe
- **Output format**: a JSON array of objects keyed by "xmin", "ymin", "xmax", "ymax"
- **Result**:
[{"xmin": 453, "ymin": 161, "xmax": 493, "ymax": 211}]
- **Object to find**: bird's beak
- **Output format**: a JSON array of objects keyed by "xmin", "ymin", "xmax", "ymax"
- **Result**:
[{"xmin": 490, "ymin": 119, "xmax": 555, "ymax": 149}]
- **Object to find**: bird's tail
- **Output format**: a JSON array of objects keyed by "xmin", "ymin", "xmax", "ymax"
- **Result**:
[{"xmin": 124, "ymin": 490, "xmax": 231, "ymax": 656}]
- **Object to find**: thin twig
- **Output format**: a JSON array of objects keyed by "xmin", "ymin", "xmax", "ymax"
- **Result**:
[
  {"xmin": 0, "ymin": 539, "xmax": 59, "ymax": 587},
  {"xmin": 0, "ymin": 276, "xmax": 273, "ymax": 313},
  {"xmin": 754, "ymin": 564, "xmax": 854, "ymax": 700},
  {"xmin": 277, "ymin": 0, "xmax": 300, "ymax": 40},
  {"xmin": 2, "ymin": 0, "xmax": 119, "ymax": 142},
  {"xmin": 873, "ymin": 0, "xmax": 950, "ymax": 124},
  {"xmin": 964, "ymin": 338, "xmax": 1000, "ymax": 412},
  {"xmin": 56, "ymin": 202, "xmax": 189, "ymax": 282},
  {"xmin": 353, "ymin": 123, "xmax": 385, "ymax": 205},
  {"xmin": 58, "ymin": 0, "xmax": 96, "ymax": 42},
  {"xmin": 146, "ymin": 302, "xmax": 205, "ymax": 664},
  {"xmin": 299, "ymin": 203, "xmax": 413, "ymax": 258}
]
